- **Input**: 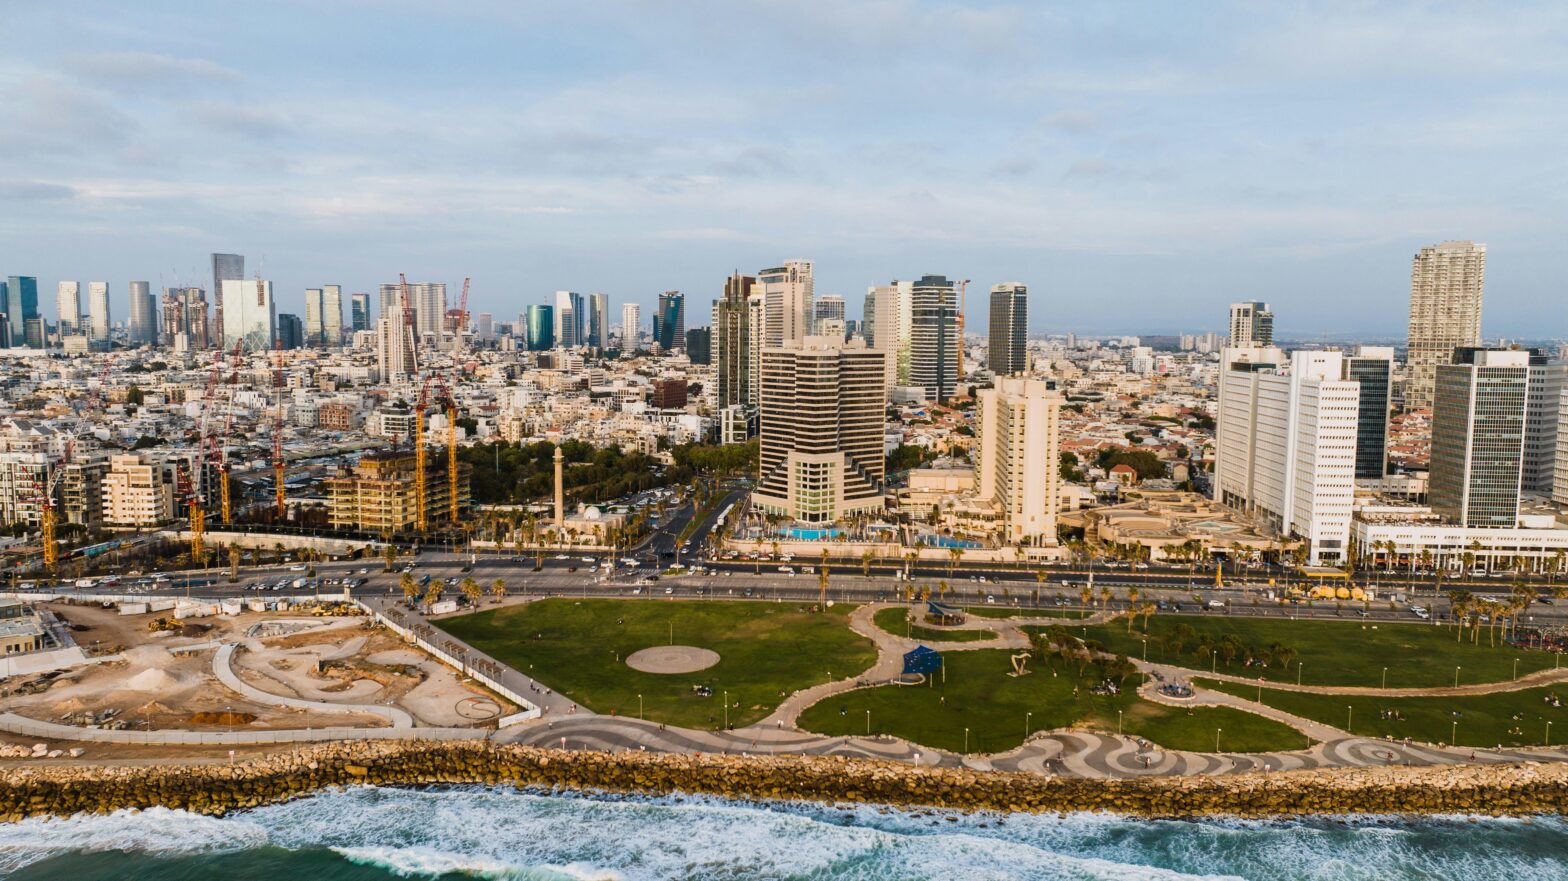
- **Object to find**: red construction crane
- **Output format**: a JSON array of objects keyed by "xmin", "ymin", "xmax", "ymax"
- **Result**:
[{"xmin": 446, "ymin": 276, "xmax": 470, "ymax": 357}]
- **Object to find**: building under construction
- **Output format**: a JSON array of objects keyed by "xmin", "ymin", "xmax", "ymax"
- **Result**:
[{"xmin": 324, "ymin": 451, "xmax": 471, "ymax": 533}]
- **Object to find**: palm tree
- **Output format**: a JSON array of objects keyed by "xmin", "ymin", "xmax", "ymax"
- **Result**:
[
  {"xmin": 491, "ymin": 578, "xmax": 507, "ymax": 604},
  {"xmin": 861, "ymin": 549, "xmax": 874, "ymax": 579},
  {"xmin": 400, "ymin": 573, "xmax": 419, "ymax": 605},
  {"xmin": 947, "ymin": 545, "xmax": 962, "ymax": 576},
  {"xmin": 383, "ymin": 543, "xmax": 398, "ymax": 573},
  {"xmin": 228, "ymin": 545, "xmax": 241, "ymax": 583},
  {"xmin": 460, "ymin": 577, "xmax": 482, "ymax": 607},
  {"xmin": 424, "ymin": 579, "xmax": 444, "ymax": 608}
]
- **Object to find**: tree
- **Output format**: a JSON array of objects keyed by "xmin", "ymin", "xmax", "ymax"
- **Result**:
[
  {"xmin": 424, "ymin": 580, "xmax": 444, "ymax": 607},
  {"xmin": 383, "ymin": 543, "xmax": 398, "ymax": 573},
  {"xmin": 491, "ymin": 578, "xmax": 507, "ymax": 603},
  {"xmin": 460, "ymin": 577, "xmax": 482, "ymax": 606},
  {"xmin": 947, "ymin": 545, "xmax": 962, "ymax": 576},
  {"xmin": 400, "ymin": 573, "xmax": 420, "ymax": 604}
]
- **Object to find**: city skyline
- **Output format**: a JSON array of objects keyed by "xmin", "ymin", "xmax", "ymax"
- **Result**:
[{"xmin": 3, "ymin": 3, "xmax": 1567, "ymax": 336}]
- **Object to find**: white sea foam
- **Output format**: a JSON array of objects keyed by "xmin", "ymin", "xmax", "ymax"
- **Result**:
[
  {"xmin": 334, "ymin": 845, "xmax": 621, "ymax": 880},
  {"xmin": 0, "ymin": 806, "xmax": 267, "ymax": 875}
]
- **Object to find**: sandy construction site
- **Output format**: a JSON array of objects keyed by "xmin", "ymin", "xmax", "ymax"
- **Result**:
[{"xmin": 0, "ymin": 602, "xmax": 511, "ymax": 741}]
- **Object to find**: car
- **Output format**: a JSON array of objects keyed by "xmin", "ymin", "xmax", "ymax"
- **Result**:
[
  {"xmin": 289, "ymin": 564, "xmax": 307, "ymax": 572},
  {"xmin": 664, "ymin": 586, "xmax": 674, "ymax": 595},
  {"xmin": 778, "ymin": 566, "xmax": 794, "ymax": 574},
  {"xmin": 1207, "ymin": 600, "xmax": 1226, "ymax": 609},
  {"xmin": 632, "ymin": 587, "xmax": 643, "ymax": 595},
  {"xmin": 568, "ymin": 566, "xmax": 578, "ymax": 573},
  {"xmin": 743, "ymin": 588, "xmax": 754, "ymax": 597},
  {"xmin": 986, "ymin": 595, "xmax": 996, "ymax": 604},
  {"xmin": 357, "ymin": 568, "xmax": 369, "ymax": 575},
  {"xmin": 581, "ymin": 557, "xmax": 595, "ymax": 563},
  {"xmin": 554, "ymin": 554, "xmax": 569, "ymax": 560}
]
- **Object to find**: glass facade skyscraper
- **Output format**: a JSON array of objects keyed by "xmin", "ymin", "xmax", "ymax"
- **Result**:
[
  {"xmin": 1430, "ymin": 348, "xmax": 1528, "ymax": 528},
  {"xmin": 526, "ymin": 304, "xmax": 555, "ymax": 351}
]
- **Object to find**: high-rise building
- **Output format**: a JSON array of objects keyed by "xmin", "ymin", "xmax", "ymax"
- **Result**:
[
  {"xmin": 376, "ymin": 301, "xmax": 416, "ymax": 384},
  {"xmin": 128, "ymin": 281, "xmax": 156, "ymax": 345},
  {"xmin": 553, "ymin": 291, "xmax": 583, "ymax": 348},
  {"xmin": 864, "ymin": 280, "xmax": 913, "ymax": 394},
  {"xmin": 1214, "ymin": 348, "xmax": 1360, "ymax": 564},
  {"xmin": 212, "ymin": 253, "xmax": 244, "ymax": 350},
  {"xmin": 526, "ymin": 304, "xmax": 555, "ymax": 351},
  {"xmin": 324, "ymin": 451, "xmax": 470, "ymax": 533},
  {"xmin": 1342, "ymin": 346, "xmax": 1395, "ymax": 480},
  {"xmin": 1430, "ymin": 348, "xmax": 1527, "ymax": 527},
  {"xmin": 975, "ymin": 376, "xmax": 1062, "ymax": 545},
  {"xmin": 686, "ymin": 327, "xmax": 712, "ymax": 365},
  {"xmin": 754, "ymin": 336, "xmax": 887, "ymax": 523},
  {"xmin": 1228, "ymin": 301, "xmax": 1274, "ymax": 348},
  {"xmin": 305, "ymin": 289, "xmax": 323, "ymax": 345},
  {"xmin": 651, "ymin": 378, "xmax": 688, "ymax": 410},
  {"xmin": 162, "ymin": 287, "xmax": 209, "ymax": 350},
  {"xmin": 321, "ymin": 285, "xmax": 343, "ymax": 347},
  {"xmin": 620, "ymin": 303, "xmax": 641, "ymax": 346},
  {"xmin": 414, "ymin": 283, "xmax": 446, "ymax": 340},
  {"xmin": 276, "ymin": 313, "xmax": 304, "ymax": 350},
  {"xmin": 86, "ymin": 281, "xmax": 110, "ymax": 344},
  {"xmin": 813, "ymin": 294, "xmax": 845, "ymax": 335},
  {"xmin": 654, "ymin": 291, "xmax": 685, "ymax": 352},
  {"xmin": 1524, "ymin": 352, "xmax": 1566, "ymax": 495},
  {"xmin": 1554, "ymin": 387, "xmax": 1568, "ymax": 506},
  {"xmin": 988, "ymin": 282, "xmax": 1028, "ymax": 376},
  {"xmin": 909, "ymin": 274, "xmax": 959, "ymax": 403},
  {"xmin": 3, "ymin": 276, "xmax": 39, "ymax": 348},
  {"xmin": 56, "ymin": 282, "xmax": 80, "ymax": 337},
  {"xmin": 586, "ymin": 293, "xmax": 609, "ymax": 350},
  {"xmin": 219, "ymin": 278, "xmax": 275, "ymax": 352},
  {"xmin": 715, "ymin": 272, "xmax": 756, "ymax": 409},
  {"xmin": 1407, "ymin": 241, "xmax": 1486, "ymax": 410},
  {"xmin": 350, "ymin": 293, "xmax": 371, "ymax": 332},
  {"xmin": 476, "ymin": 312, "xmax": 494, "ymax": 341},
  {"xmin": 758, "ymin": 260, "xmax": 813, "ymax": 347}
]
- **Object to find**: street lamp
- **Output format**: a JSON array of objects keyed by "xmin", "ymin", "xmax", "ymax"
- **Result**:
[
  {"xmin": 1548, "ymin": 720, "xmax": 1554, "ymax": 748},
  {"xmin": 1514, "ymin": 657, "xmax": 1520, "ymax": 681},
  {"xmin": 865, "ymin": 709, "xmax": 871, "ymax": 735},
  {"xmin": 723, "ymin": 690, "xmax": 729, "ymax": 729},
  {"xmin": 1215, "ymin": 727, "xmax": 1222, "ymax": 752},
  {"xmin": 1297, "ymin": 661, "xmax": 1303, "ymax": 686},
  {"xmin": 1142, "ymin": 638, "xmax": 1148, "ymax": 662},
  {"xmin": 1026, "ymin": 711, "xmax": 1033, "ymax": 738},
  {"xmin": 1346, "ymin": 705, "xmax": 1353, "ymax": 733},
  {"xmin": 1455, "ymin": 666, "xmax": 1462, "ymax": 688},
  {"xmin": 1451, "ymin": 719, "xmax": 1458, "ymax": 746},
  {"xmin": 964, "ymin": 727, "xmax": 970, "ymax": 753},
  {"xmin": 1117, "ymin": 709, "xmax": 1123, "ymax": 736},
  {"xmin": 638, "ymin": 693, "xmax": 643, "ymax": 720},
  {"xmin": 1381, "ymin": 667, "xmax": 1387, "ymax": 689}
]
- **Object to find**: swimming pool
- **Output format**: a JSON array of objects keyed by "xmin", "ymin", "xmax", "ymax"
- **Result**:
[
  {"xmin": 917, "ymin": 534, "xmax": 984, "ymax": 549},
  {"xmin": 783, "ymin": 527, "xmax": 846, "ymax": 541}
]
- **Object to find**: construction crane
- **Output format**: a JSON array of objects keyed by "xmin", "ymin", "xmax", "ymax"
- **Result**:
[
  {"xmin": 446, "ymin": 393, "xmax": 460, "ymax": 526},
  {"xmin": 218, "ymin": 343, "xmax": 244, "ymax": 524},
  {"xmin": 33, "ymin": 467, "xmax": 65, "ymax": 573},
  {"xmin": 447, "ymin": 277, "xmax": 470, "ymax": 357},
  {"xmin": 414, "ymin": 374, "xmax": 432, "ymax": 533},
  {"xmin": 175, "ymin": 459, "xmax": 201, "ymax": 562},
  {"xmin": 189, "ymin": 349, "xmax": 226, "ymax": 559},
  {"xmin": 270, "ymin": 300, "xmax": 287, "ymax": 521}
]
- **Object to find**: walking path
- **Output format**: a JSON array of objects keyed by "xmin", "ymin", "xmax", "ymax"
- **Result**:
[
  {"xmin": 1159, "ymin": 661, "xmax": 1568, "ymax": 698},
  {"xmin": 213, "ymin": 643, "xmax": 416, "ymax": 728}
]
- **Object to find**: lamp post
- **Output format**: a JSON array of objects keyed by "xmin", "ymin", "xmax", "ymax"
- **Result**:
[
  {"xmin": 1117, "ymin": 709, "xmax": 1123, "ymax": 736},
  {"xmin": 964, "ymin": 727, "xmax": 970, "ymax": 753},
  {"xmin": 1346, "ymin": 705, "xmax": 1353, "ymax": 733},
  {"xmin": 1211, "ymin": 651, "xmax": 1217, "ymax": 674},
  {"xmin": 1142, "ymin": 638, "xmax": 1148, "ymax": 662},
  {"xmin": 1455, "ymin": 666, "xmax": 1462, "ymax": 688},
  {"xmin": 1547, "ymin": 720, "xmax": 1553, "ymax": 748},
  {"xmin": 866, "ymin": 709, "xmax": 871, "ymax": 735},
  {"xmin": 1451, "ymin": 719, "xmax": 1458, "ymax": 746},
  {"xmin": 723, "ymin": 690, "xmax": 729, "ymax": 729},
  {"xmin": 1514, "ymin": 657, "xmax": 1520, "ymax": 681},
  {"xmin": 1297, "ymin": 661, "xmax": 1303, "ymax": 686},
  {"xmin": 1215, "ymin": 728, "xmax": 1222, "ymax": 752},
  {"xmin": 638, "ymin": 693, "xmax": 643, "ymax": 720},
  {"xmin": 1381, "ymin": 667, "xmax": 1387, "ymax": 689},
  {"xmin": 1026, "ymin": 711, "xmax": 1033, "ymax": 738}
]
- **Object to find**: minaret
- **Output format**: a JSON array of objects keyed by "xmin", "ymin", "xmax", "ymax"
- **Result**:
[{"xmin": 553, "ymin": 444, "xmax": 565, "ymax": 530}]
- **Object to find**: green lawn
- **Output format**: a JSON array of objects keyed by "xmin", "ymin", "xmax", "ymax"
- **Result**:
[
  {"xmin": 1074, "ymin": 614, "xmax": 1558, "ymax": 688},
  {"xmin": 1202, "ymin": 678, "xmax": 1568, "ymax": 749},
  {"xmin": 440, "ymin": 599, "xmax": 877, "ymax": 729},
  {"xmin": 872, "ymin": 607, "xmax": 999, "ymax": 643},
  {"xmin": 797, "ymin": 649, "xmax": 1303, "ymax": 754}
]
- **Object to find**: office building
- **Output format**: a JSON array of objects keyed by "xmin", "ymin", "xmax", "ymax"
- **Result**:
[
  {"xmin": 3, "ymin": 277, "xmax": 39, "ymax": 348},
  {"xmin": 1555, "ymin": 387, "xmax": 1568, "ymax": 506},
  {"xmin": 552, "ymin": 291, "xmax": 582, "ymax": 348},
  {"xmin": 102, "ymin": 453, "xmax": 177, "ymax": 527},
  {"xmin": 1524, "ymin": 352, "xmax": 1566, "ymax": 494},
  {"xmin": 128, "ymin": 281, "xmax": 156, "ymax": 345},
  {"xmin": 212, "ymin": 253, "xmax": 244, "ymax": 350},
  {"xmin": 910, "ymin": 274, "xmax": 960, "ymax": 402},
  {"xmin": 1431, "ymin": 348, "xmax": 1528, "ymax": 528},
  {"xmin": 304, "ymin": 288, "xmax": 324, "ymax": 346},
  {"xmin": 988, "ymin": 282, "xmax": 1028, "ymax": 376},
  {"xmin": 276, "ymin": 313, "xmax": 304, "ymax": 350},
  {"xmin": 526, "ymin": 304, "xmax": 555, "ymax": 351},
  {"xmin": 584, "ymin": 293, "xmax": 608, "ymax": 350},
  {"xmin": 864, "ymin": 279, "xmax": 913, "ymax": 393},
  {"xmin": 715, "ymin": 272, "xmax": 756, "ymax": 408},
  {"xmin": 56, "ymin": 282, "xmax": 80, "ymax": 337},
  {"xmin": 620, "ymin": 303, "xmax": 641, "ymax": 346},
  {"xmin": 376, "ymin": 302, "xmax": 417, "ymax": 383},
  {"xmin": 1228, "ymin": 301, "xmax": 1273, "ymax": 348},
  {"xmin": 1215, "ymin": 348, "xmax": 1360, "ymax": 564},
  {"xmin": 1407, "ymin": 241, "xmax": 1486, "ymax": 410},
  {"xmin": 652, "ymin": 378, "xmax": 688, "ymax": 409},
  {"xmin": 746, "ymin": 291, "xmax": 766, "ymax": 405},
  {"xmin": 350, "ymin": 293, "xmax": 371, "ymax": 332},
  {"xmin": 754, "ymin": 336, "xmax": 887, "ymax": 523},
  {"xmin": 163, "ymin": 287, "xmax": 210, "ymax": 350},
  {"xmin": 975, "ymin": 376, "xmax": 1062, "ymax": 545},
  {"xmin": 814, "ymin": 294, "xmax": 845, "ymax": 335},
  {"xmin": 219, "ymin": 278, "xmax": 276, "ymax": 351},
  {"xmin": 1343, "ymin": 346, "xmax": 1395, "ymax": 480},
  {"xmin": 414, "ymin": 283, "xmax": 446, "ymax": 339},
  {"xmin": 324, "ymin": 451, "xmax": 471, "ymax": 533},
  {"xmin": 654, "ymin": 291, "xmax": 685, "ymax": 352},
  {"xmin": 321, "ymin": 285, "xmax": 343, "ymax": 346},
  {"xmin": 758, "ymin": 260, "xmax": 813, "ymax": 347},
  {"xmin": 86, "ymin": 282, "xmax": 111, "ymax": 343},
  {"xmin": 476, "ymin": 312, "xmax": 494, "ymax": 341},
  {"xmin": 686, "ymin": 326, "xmax": 711, "ymax": 365}
]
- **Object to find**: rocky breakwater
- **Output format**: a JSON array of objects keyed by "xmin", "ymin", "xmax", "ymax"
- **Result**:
[{"xmin": 4, "ymin": 741, "xmax": 1568, "ymax": 821}]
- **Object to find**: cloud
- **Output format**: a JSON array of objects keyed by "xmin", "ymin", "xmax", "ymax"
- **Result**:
[
  {"xmin": 0, "ymin": 76, "xmax": 137, "ymax": 157},
  {"xmin": 0, "ymin": 180, "xmax": 76, "ymax": 201},
  {"xmin": 189, "ymin": 101, "xmax": 290, "ymax": 140},
  {"xmin": 67, "ymin": 50, "xmax": 242, "ymax": 95}
]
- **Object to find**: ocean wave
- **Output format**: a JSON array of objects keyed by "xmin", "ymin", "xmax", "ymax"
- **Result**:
[
  {"xmin": 334, "ymin": 845, "xmax": 621, "ymax": 880},
  {"xmin": 0, "ymin": 806, "xmax": 268, "ymax": 875}
]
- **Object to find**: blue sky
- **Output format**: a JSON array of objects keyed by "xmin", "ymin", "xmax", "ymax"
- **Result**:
[{"xmin": 2, "ymin": 1, "xmax": 1565, "ymax": 336}]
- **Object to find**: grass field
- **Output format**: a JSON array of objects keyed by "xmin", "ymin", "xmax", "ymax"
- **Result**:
[
  {"xmin": 871, "ymin": 607, "xmax": 999, "ymax": 643},
  {"xmin": 1074, "ymin": 614, "xmax": 1558, "ymax": 688},
  {"xmin": 1201, "ymin": 678, "xmax": 1568, "ymax": 749},
  {"xmin": 439, "ymin": 599, "xmax": 877, "ymax": 729},
  {"xmin": 797, "ymin": 649, "xmax": 1303, "ymax": 754}
]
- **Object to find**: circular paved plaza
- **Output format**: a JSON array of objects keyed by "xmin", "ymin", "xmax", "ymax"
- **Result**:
[{"xmin": 626, "ymin": 645, "xmax": 721, "ymax": 674}]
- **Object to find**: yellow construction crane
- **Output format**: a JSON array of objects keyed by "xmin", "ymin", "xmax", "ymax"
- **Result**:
[{"xmin": 447, "ymin": 399, "xmax": 460, "ymax": 525}]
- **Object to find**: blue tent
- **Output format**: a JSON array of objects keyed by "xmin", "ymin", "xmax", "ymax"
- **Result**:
[{"xmin": 902, "ymin": 645, "xmax": 942, "ymax": 676}]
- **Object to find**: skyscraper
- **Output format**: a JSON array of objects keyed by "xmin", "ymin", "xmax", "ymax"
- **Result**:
[
  {"xmin": 526, "ymin": 304, "xmax": 555, "ymax": 351},
  {"xmin": 1407, "ymin": 241, "xmax": 1485, "ymax": 410},
  {"xmin": 1228, "ymin": 301, "xmax": 1274, "ymax": 348},
  {"xmin": 686, "ymin": 327, "xmax": 712, "ymax": 365},
  {"xmin": 219, "ymin": 278, "xmax": 276, "ymax": 352},
  {"xmin": 988, "ymin": 282, "xmax": 1028, "ymax": 376},
  {"xmin": 304, "ymin": 288, "xmax": 324, "ymax": 345},
  {"xmin": 813, "ymin": 294, "xmax": 845, "ymax": 335},
  {"xmin": 586, "ymin": 293, "xmax": 609, "ymax": 350},
  {"xmin": 909, "ymin": 275, "xmax": 959, "ymax": 403},
  {"xmin": 553, "ymin": 291, "xmax": 582, "ymax": 348},
  {"xmin": 3, "ymin": 277, "xmax": 39, "ymax": 348},
  {"xmin": 212, "ymin": 253, "xmax": 244, "ymax": 350},
  {"xmin": 1214, "ymin": 348, "xmax": 1359, "ymax": 564},
  {"xmin": 620, "ymin": 303, "xmax": 641, "ymax": 346},
  {"xmin": 414, "ymin": 283, "xmax": 446, "ymax": 339},
  {"xmin": 758, "ymin": 260, "xmax": 813, "ymax": 347},
  {"xmin": 128, "ymin": 280, "xmax": 156, "ymax": 345},
  {"xmin": 276, "ymin": 313, "xmax": 304, "ymax": 350},
  {"xmin": 754, "ymin": 336, "xmax": 887, "ymax": 523},
  {"xmin": 376, "ymin": 300, "xmax": 416, "ymax": 383},
  {"xmin": 56, "ymin": 282, "xmax": 80, "ymax": 337},
  {"xmin": 715, "ymin": 272, "xmax": 756, "ymax": 409},
  {"xmin": 321, "ymin": 285, "xmax": 343, "ymax": 346},
  {"xmin": 1342, "ymin": 346, "xmax": 1395, "ymax": 480},
  {"xmin": 654, "ymin": 291, "xmax": 685, "ymax": 352},
  {"xmin": 1522, "ymin": 351, "xmax": 1566, "ymax": 495},
  {"xmin": 865, "ymin": 279, "xmax": 913, "ymax": 394},
  {"xmin": 350, "ymin": 293, "xmax": 371, "ymax": 332},
  {"xmin": 1431, "ymin": 348, "xmax": 1527, "ymax": 528},
  {"xmin": 976, "ymin": 376, "xmax": 1062, "ymax": 545},
  {"xmin": 86, "ymin": 282, "xmax": 110, "ymax": 344}
]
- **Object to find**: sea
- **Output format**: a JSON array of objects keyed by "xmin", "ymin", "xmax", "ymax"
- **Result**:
[{"xmin": 0, "ymin": 785, "xmax": 1565, "ymax": 880}]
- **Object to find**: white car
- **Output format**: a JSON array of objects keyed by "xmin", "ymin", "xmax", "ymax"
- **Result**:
[
  {"xmin": 289, "ymin": 564, "xmax": 307, "ymax": 571},
  {"xmin": 554, "ymin": 554, "xmax": 569, "ymax": 560}
]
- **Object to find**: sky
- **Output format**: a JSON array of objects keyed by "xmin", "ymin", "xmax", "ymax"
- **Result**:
[{"xmin": 2, "ymin": 1, "xmax": 1566, "ymax": 338}]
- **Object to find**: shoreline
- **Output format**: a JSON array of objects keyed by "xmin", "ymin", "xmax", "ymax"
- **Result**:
[{"xmin": 4, "ymin": 740, "xmax": 1568, "ymax": 821}]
